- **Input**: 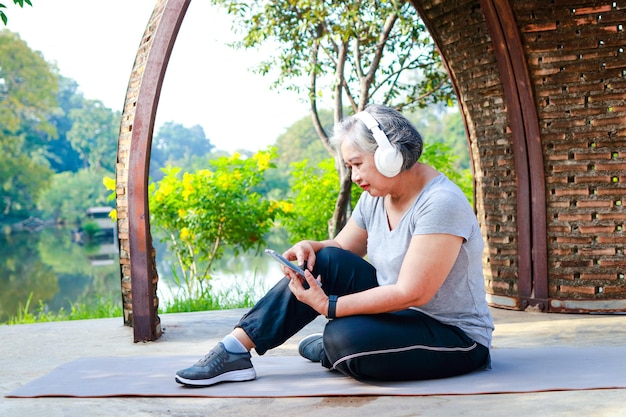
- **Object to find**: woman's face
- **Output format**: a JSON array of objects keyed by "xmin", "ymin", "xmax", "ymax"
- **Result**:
[{"xmin": 341, "ymin": 140, "xmax": 387, "ymax": 197}]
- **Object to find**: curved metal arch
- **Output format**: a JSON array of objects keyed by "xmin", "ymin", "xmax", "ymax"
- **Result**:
[
  {"xmin": 124, "ymin": 0, "xmax": 191, "ymax": 341},
  {"xmin": 479, "ymin": 0, "xmax": 548, "ymax": 309}
]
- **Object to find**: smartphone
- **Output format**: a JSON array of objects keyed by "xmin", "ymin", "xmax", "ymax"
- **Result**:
[
  {"xmin": 264, "ymin": 249, "xmax": 306, "ymax": 276},
  {"xmin": 265, "ymin": 249, "xmax": 322, "ymax": 288}
]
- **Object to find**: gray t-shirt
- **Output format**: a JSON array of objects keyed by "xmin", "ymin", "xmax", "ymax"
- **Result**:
[{"xmin": 351, "ymin": 174, "xmax": 494, "ymax": 348}]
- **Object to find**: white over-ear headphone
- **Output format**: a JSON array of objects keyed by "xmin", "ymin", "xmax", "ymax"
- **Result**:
[{"xmin": 354, "ymin": 111, "xmax": 403, "ymax": 177}]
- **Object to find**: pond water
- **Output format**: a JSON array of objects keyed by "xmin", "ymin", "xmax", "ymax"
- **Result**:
[{"xmin": 0, "ymin": 225, "xmax": 286, "ymax": 323}]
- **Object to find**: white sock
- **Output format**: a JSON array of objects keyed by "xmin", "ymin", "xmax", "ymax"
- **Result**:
[{"xmin": 221, "ymin": 334, "xmax": 248, "ymax": 353}]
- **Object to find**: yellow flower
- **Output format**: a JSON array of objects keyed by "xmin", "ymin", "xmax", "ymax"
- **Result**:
[
  {"xmin": 182, "ymin": 173, "xmax": 195, "ymax": 199},
  {"xmin": 253, "ymin": 152, "xmax": 271, "ymax": 170},
  {"xmin": 275, "ymin": 201, "xmax": 294, "ymax": 214},
  {"xmin": 102, "ymin": 176, "xmax": 116, "ymax": 191},
  {"xmin": 159, "ymin": 182, "xmax": 174, "ymax": 197},
  {"xmin": 197, "ymin": 169, "xmax": 212, "ymax": 178}
]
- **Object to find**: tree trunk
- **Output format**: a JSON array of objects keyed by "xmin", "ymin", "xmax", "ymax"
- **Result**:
[{"xmin": 328, "ymin": 155, "xmax": 353, "ymax": 237}]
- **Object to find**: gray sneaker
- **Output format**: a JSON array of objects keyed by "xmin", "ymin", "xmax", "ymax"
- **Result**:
[
  {"xmin": 175, "ymin": 342, "xmax": 256, "ymax": 387},
  {"xmin": 298, "ymin": 333, "xmax": 324, "ymax": 362}
]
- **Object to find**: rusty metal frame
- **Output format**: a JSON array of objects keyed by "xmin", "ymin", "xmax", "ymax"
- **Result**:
[
  {"xmin": 127, "ymin": 0, "xmax": 191, "ymax": 341},
  {"xmin": 479, "ymin": 0, "xmax": 548, "ymax": 310}
]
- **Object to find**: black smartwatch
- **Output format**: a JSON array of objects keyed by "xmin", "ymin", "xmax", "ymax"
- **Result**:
[{"xmin": 327, "ymin": 295, "xmax": 338, "ymax": 319}]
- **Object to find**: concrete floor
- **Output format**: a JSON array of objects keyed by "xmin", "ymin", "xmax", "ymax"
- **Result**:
[{"xmin": 2, "ymin": 307, "xmax": 625, "ymax": 417}]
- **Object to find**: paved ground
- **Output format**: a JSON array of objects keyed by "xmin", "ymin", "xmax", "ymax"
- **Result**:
[{"xmin": 2, "ymin": 307, "xmax": 625, "ymax": 417}]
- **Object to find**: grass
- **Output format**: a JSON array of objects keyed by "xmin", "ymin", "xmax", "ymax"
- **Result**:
[
  {"xmin": 5, "ymin": 293, "xmax": 123, "ymax": 325},
  {"xmin": 3, "ymin": 276, "xmax": 264, "ymax": 325},
  {"xmin": 160, "ymin": 275, "xmax": 263, "ymax": 313}
]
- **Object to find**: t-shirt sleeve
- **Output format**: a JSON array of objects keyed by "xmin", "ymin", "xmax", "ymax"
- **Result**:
[
  {"xmin": 351, "ymin": 192, "xmax": 370, "ymax": 230},
  {"xmin": 410, "ymin": 188, "xmax": 475, "ymax": 241}
]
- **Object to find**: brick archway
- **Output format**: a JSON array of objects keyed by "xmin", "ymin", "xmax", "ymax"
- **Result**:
[
  {"xmin": 413, "ymin": 0, "xmax": 626, "ymax": 314},
  {"xmin": 116, "ymin": 0, "xmax": 626, "ymax": 341}
]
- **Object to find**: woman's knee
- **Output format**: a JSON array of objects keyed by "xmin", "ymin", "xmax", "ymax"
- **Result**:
[
  {"xmin": 314, "ymin": 247, "xmax": 346, "ymax": 269},
  {"xmin": 313, "ymin": 248, "xmax": 378, "ymax": 293},
  {"xmin": 323, "ymin": 316, "xmax": 363, "ymax": 358}
]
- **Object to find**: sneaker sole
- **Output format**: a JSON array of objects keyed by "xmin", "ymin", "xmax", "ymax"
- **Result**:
[{"xmin": 175, "ymin": 368, "xmax": 257, "ymax": 387}]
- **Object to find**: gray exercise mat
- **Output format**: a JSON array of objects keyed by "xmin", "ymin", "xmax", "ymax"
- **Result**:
[{"xmin": 6, "ymin": 347, "xmax": 626, "ymax": 398}]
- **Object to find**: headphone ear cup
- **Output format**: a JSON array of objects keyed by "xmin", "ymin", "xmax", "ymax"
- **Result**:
[{"xmin": 374, "ymin": 146, "xmax": 403, "ymax": 177}]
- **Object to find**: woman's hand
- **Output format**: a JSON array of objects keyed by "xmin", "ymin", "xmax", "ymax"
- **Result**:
[
  {"xmin": 286, "ymin": 269, "xmax": 328, "ymax": 316},
  {"xmin": 282, "ymin": 241, "xmax": 318, "ymax": 272}
]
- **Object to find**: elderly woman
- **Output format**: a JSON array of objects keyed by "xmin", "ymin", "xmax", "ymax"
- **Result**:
[{"xmin": 175, "ymin": 104, "xmax": 494, "ymax": 386}]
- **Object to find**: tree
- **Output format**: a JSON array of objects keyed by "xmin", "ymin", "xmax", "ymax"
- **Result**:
[
  {"xmin": 66, "ymin": 99, "xmax": 120, "ymax": 172},
  {"xmin": 37, "ymin": 168, "xmax": 114, "ymax": 223},
  {"xmin": 0, "ymin": 0, "xmax": 31, "ymax": 25},
  {"xmin": 0, "ymin": 30, "xmax": 58, "ymax": 218},
  {"xmin": 46, "ymin": 76, "xmax": 86, "ymax": 173},
  {"xmin": 150, "ymin": 121, "xmax": 215, "ymax": 181},
  {"xmin": 212, "ymin": 0, "xmax": 454, "ymax": 237},
  {"xmin": 280, "ymin": 158, "xmax": 362, "ymax": 242},
  {"xmin": 262, "ymin": 110, "xmax": 334, "ymax": 198},
  {"xmin": 406, "ymin": 106, "xmax": 470, "ymax": 171},
  {"xmin": 149, "ymin": 149, "xmax": 285, "ymax": 299},
  {"xmin": 274, "ymin": 110, "xmax": 333, "ymax": 168}
]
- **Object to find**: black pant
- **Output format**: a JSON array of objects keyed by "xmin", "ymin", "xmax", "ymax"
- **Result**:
[{"xmin": 237, "ymin": 247, "xmax": 489, "ymax": 381}]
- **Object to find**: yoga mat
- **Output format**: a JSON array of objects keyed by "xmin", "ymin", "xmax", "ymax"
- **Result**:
[{"xmin": 6, "ymin": 347, "xmax": 626, "ymax": 398}]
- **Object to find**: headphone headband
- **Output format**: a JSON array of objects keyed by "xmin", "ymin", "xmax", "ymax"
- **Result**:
[{"xmin": 353, "ymin": 111, "xmax": 393, "ymax": 150}]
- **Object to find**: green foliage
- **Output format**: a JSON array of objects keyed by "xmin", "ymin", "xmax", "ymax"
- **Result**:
[
  {"xmin": 420, "ymin": 142, "xmax": 474, "ymax": 205},
  {"xmin": 263, "ymin": 110, "xmax": 334, "ymax": 198},
  {"xmin": 279, "ymin": 158, "xmax": 362, "ymax": 242},
  {"xmin": 66, "ymin": 99, "xmax": 120, "ymax": 172},
  {"xmin": 0, "ymin": 30, "xmax": 57, "ymax": 135},
  {"xmin": 37, "ymin": 168, "xmax": 114, "ymax": 223},
  {"xmin": 0, "ymin": 30, "xmax": 58, "ymax": 218},
  {"xmin": 0, "ymin": 142, "xmax": 53, "ymax": 218},
  {"xmin": 211, "ymin": 0, "xmax": 456, "ymax": 236},
  {"xmin": 80, "ymin": 221, "xmax": 101, "ymax": 239},
  {"xmin": 404, "ymin": 106, "xmax": 473, "ymax": 202},
  {"xmin": 274, "ymin": 110, "xmax": 334, "ymax": 167},
  {"xmin": 0, "ymin": 0, "xmax": 31, "ymax": 26},
  {"xmin": 149, "ymin": 148, "xmax": 286, "ymax": 299},
  {"xmin": 150, "ymin": 122, "xmax": 216, "ymax": 181},
  {"xmin": 407, "ymin": 106, "xmax": 470, "ymax": 170},
  {"xmin": 213, "ymin": 0, "xmax": 454, "ymax": 111},
  {"xmin": 46, "ymin": 76, "xmax": 88, "ymax": 173}
]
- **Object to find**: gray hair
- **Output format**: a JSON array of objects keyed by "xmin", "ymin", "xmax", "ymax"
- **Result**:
[{"xmin": 330, "ymin": 104, "xmax": 423, "ymax": 172}]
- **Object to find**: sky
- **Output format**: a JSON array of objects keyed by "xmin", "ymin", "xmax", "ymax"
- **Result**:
[{"xmin": 5, "ymin": 0, "xmax": 311, "ymax": 153}]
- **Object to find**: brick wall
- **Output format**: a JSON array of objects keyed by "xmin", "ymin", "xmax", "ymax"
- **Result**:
[
  {"xmin": 514, "ymin": 1, "xmax": 626, "ymax": 307},
  {"xmin": 415, "ymin": 0, "xmax": 626, "ymax": 311}
]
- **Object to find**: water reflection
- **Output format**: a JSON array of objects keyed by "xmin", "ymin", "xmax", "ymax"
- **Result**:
[
  {"xmin": 0, "ymin": 226, "xmax": 121, "ymax": 323},
  {"xmin": 0, "ymin": 226, "xmax": 288, "ymax": 323}
]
